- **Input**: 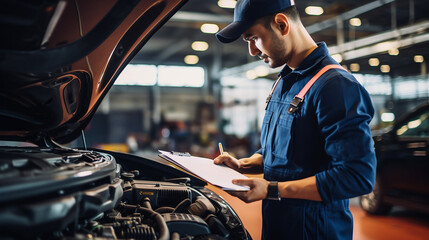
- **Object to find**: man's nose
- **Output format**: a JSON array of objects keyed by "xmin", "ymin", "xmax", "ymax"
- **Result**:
[{"xmin": 248, "ymin": 41, "xmax": 260, "ymax": 56}]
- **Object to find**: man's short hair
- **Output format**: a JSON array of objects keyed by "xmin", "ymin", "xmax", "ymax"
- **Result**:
[{"xmin": 258, "ymin": 6, "xmax": 300, "ymax": 29}]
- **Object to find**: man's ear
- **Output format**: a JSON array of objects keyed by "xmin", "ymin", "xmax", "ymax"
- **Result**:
[{"xmin": 273, "ymin": 13, "xmax": 290, "ymax": 36}]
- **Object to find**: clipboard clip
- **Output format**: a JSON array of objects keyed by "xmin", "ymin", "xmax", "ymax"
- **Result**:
[{"xmin": 170, "ymin": 151, "xmax": 191, "ymax": 157}]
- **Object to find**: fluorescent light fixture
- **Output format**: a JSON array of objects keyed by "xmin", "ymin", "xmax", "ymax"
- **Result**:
[
  {"xmin": 331, "ymin": 54, "xmax": 343, "ymax": 63},
  {"xmin": 397, "ymin": 125, "xmax": 408, "ymax": 135},
  {"xmin": 388, "ymin": 48, "xmax": 399, "ymax": 56},
  {"xmin": 349, "ymin": 18, "xmax": 362, "ymax": 27},
  {"xmin": 414, "ymin": 55, "xmax": 424, "ymax": 63},
  {"xmin": 368, "ymin": 58, "xmax": 380, "ymax": 66},
  {"xmin": 380, "ymin": 64, "xmax": 390, "ymax": 73},
  {"xmin": 255, "ymin": 65, "xmax": 269, "ymax": 77},
  {"xmin": 305, "ymin": 6, "xmax": 324, "ymax": 16},
  {"xmin": 246, "ymin": 70, "xmax": 257, "ymax": 80},
  {"xmin": 218, "ymin": 0, "xmax": 236, "ymax": 9},
  {"xmin": 192, "ymin": 41, "xmax": 209, "ymax": 51},
  {"xmin": 184, "ymin": 55, "xmax": 199, "ymax": 65},
  {"xmin": 350, "ymin": 63, "xmax": 360, "ymax": 72},
  {"xmin": 381, "ymin": 112, "xmax": 395, "ymax": 122},
  {"xmin": 201, "ymin": 23, "xmax": 219, "ymax": 34},
  {"xmin": 408, "ymin": 119, "xmax": 422, "ymax": 129}
]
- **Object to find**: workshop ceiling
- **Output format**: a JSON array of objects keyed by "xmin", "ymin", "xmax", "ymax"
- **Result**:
[{"xmin": 132, "ymin": 0, "xmax": 429, "ymax": 79}]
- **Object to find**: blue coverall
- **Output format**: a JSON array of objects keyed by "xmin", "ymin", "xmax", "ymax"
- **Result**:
[{"xmin": 256, "ymin": 42, "xmax": 377, "ymax": 239}]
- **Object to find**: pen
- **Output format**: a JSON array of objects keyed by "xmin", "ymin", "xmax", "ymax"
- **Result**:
[{"xmin": 218, "ymin": 142, "xmax": 224, "ymax": 155}]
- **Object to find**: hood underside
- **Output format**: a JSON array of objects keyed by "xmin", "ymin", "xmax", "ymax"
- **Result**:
[{"xmin": 0, "ymin": 0, "xmax": 187, "ymax": 145}]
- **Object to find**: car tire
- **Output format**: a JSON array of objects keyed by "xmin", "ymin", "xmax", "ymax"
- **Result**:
[{"xmin": 359, "ymin": 178, "xmax": 392, "ymax": 215}]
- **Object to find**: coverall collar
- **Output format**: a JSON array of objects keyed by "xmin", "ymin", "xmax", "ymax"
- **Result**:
[{"xmin": 278, "ymin": 42, "xmax": 329, "ymax": 78}]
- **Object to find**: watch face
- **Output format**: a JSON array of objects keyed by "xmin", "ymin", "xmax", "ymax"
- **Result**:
[{"xmin": 267, "ymin": 181, "xmax": 281, "ymax": 201}]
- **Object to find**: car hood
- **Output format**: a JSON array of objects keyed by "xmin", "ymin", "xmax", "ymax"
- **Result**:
[{"xmin": 0, "ymin": 0, "xmax": 187, "ymax": 146}]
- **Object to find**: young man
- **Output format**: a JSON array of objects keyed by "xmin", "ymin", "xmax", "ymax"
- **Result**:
[{"xmin": 214, "ymin": 0, "xmax": 377, "ymax": 239}]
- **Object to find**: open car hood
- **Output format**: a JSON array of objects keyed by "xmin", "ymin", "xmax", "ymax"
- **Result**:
[{"xmin": 0, "ymin": 0, "xmax": 187, "ymax": 145}]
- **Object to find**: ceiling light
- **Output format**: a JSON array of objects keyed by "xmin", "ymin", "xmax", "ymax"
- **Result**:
[
  {"xmin": 331, "ymin": 54, "xmax": 343, "ymax": 63},
  {"xmin": 350, "ymin": 63, "xmax": 360, "ymax": 72},
  {"xmin": 349, "ymin": 18, "xmax": 362, "ymax": 27},
  {"xmin": 218, "ymin": 0, "xmax": 236, "ymax": 9},
  {"xmin": 255, "ymin": 65, "xmax": 269, "ymax": 77},
  {"xmin": 414, "ymin": 55, "xmax": 424, "ymax": 63},
  {"xmin": 368, "ymin": 58, "xmax": 380, "ymax": 66},
  {"xmin": 305, "ymin": 6, "xmax": 324, "ymax": 16},
  {"xmin": 191, "ymin": 41, "xmax": 209, "ymax": 51},
  {"xmin": 381, "ymin": 112, "xmax": 395, "ymax": 122},
  {"xmin": 388, "ymin": 48, "xmax": 399, "ymax": 56},
  {"xmin": 380, "ymin": 65, "xmax": 390, "ymax": 73},
  {"xmin": 201, "ymin": 23, "xmax": 219, "ymax": 34},
  {"xmin": 184, "ymin": 55, "xmax": 199, "ymax": 65},
  {"xmin": 246, "ymin": 70, "xmax": 257, "ymax": 80}
]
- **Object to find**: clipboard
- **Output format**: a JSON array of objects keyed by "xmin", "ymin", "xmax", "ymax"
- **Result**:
[{"xmin": 158, "ymin": 150, "xmax": 249, "ymax": 191}]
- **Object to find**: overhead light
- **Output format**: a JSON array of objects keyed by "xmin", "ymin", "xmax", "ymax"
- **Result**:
[
  {"xmin": 218, "ymin": 0, "xmax": 236, "ymax": 9},
  {"xmin": 255, "ymin": 65, "xmax": 269, "ymax": 77},
  {"xmin": 184, "ymin": 55, "xmax": 199, "ymax": 65},
  {"xmin": 305, "ymin": 6, "xmax": 324, "ymax": 16},
  {"xmin": 368, "ymin": 58, "xmax": 380, "ymax": 66},
  {"xmin": 331, "ymin": 54, "xmax": 343, "ymax": 63},
  {"xmin": 246, "ymin": 70, "xmax": 257, "ymax": 80},
  {"xmin": 388, "ymin": 48, "xmax": 399, "ymax": 56},
  {"xmin": 350, "ymin": 63, "xmax": 360, "ymax": 72},
  {"xmin": 349, "ymin": 18, "xmax": 362, "ymax": 27},
  {"xmin": 381, "ymin": 112, "xmax": 395, "ymax": 122},
  {"xmin": 414, "ymin": 55, "xmax": 424, "ymax": 63},
  {"xmin": 380, "ymin": 64, "xmax": 390, "ymax": 73},
  {"xmin": 201, "ymin": 23, "xmax": 219, "ymax": 34},
  {"xmin": 192, "ymin": 41, "xmax": 209, "ymax": 51}
]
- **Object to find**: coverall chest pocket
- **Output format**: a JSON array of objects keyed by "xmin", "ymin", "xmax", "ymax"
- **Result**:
[
  {"xmin": 260, "ymin": 110, "xmax": 273, "ymax": 151},
  {"xmin": 272, "ymin": 113, "xmax": 295, "ymax": 159}
]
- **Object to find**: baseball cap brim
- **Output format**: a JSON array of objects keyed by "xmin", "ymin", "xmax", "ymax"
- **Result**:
[{"xmin": 216, "ymin": 20, "xmax": 255, "ymax": 43}]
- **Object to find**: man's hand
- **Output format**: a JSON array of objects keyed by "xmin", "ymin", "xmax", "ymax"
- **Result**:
[
  {"xmin": 227, "ymin": 178, "xmax": 270, "ymax": 203},
  {"xmin": 213, "ymin": 152, "xmax": 241, "ymax": 172}
]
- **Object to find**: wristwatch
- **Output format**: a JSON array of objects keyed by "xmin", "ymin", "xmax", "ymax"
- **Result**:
[{"xmin": 266, "ymin": 181, "xmax": 281, "ymax": 201}]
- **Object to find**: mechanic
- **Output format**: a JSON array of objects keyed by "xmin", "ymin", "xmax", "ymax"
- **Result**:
[{"xmin": 213, "ymin": 0, "xmax": 377, "ymax": 239}]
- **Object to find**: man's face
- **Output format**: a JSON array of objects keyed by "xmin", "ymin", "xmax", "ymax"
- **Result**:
[{"xmin": 242, "ymin": 22, "xmax": 288, "ymax": 68}]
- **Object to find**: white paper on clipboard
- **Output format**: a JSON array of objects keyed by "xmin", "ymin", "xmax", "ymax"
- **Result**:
[{"xmin": 158, "ymin": 150, "xmax": 249, "ymax": 191}]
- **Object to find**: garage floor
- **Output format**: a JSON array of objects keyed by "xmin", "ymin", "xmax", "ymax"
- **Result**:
[{"xmin": 207, "ymin": 185, "xmax": 429, "ymax": 240}]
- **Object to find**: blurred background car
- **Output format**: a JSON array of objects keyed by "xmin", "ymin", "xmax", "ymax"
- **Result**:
[{"xmin": 360, "ymin": 102, "xmax": 429, "ymax": 214}]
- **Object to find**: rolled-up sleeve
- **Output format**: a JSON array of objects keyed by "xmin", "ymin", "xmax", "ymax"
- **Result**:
[{"xmin": 314, "ymin": 74, "xmax": 377, "ymax": 203}]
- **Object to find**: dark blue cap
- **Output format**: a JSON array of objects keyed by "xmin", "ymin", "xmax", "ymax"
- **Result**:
[{"xmin": 216, "ymin": 0, "xmax": 295, "ymax": 43}]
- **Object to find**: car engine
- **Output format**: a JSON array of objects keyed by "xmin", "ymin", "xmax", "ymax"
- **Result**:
[{"xmin": 0, "ymin": 147, "xmax": 250, "ymax": 240}]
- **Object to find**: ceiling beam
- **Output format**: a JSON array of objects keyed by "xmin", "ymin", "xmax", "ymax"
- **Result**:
[
  {"xmin": 306, "ymin": 0, "xmax": 395, "ymax": 34},
  {"xmin": 339, "ymin": 32, "xmax": 429, "ymax": 61},
  {"xmin": 329, "ymin": 20, "xmax": 429, "ymax": 58},
  {"xmin": 170, "ymin": 11, "xmax": 232, "ymax": 23}
]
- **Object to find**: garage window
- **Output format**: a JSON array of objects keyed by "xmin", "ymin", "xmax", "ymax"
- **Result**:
[{"xmin": 115, "ymin": 64, "xmax": 205, "ymax": 87}]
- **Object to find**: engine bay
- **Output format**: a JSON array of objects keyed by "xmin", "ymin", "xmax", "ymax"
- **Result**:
[{"xmin": 0, "ymin": 147, "xmax": 250, "ymax": 240}]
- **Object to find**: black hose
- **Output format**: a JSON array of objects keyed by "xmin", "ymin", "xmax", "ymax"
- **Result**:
[
  {"xmin": 172, "ymin": 198, "xmax": 191, "ymax": 213},
  {"xmin": 121, "ymin": 203, "xmax": 170, "ymax": 240}
]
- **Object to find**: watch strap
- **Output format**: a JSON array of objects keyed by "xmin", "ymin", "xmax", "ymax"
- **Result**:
[{"xmin": 267, "ymin": 181, "xmax": 281, "ymax": 201}]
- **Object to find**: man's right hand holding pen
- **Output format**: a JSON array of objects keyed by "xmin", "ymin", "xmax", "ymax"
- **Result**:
[{"xmin": 213, "ymin": 151, "xmax": 242, "ymax": 173}]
